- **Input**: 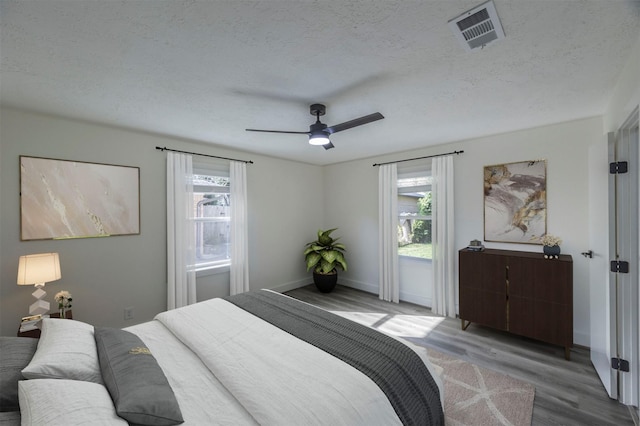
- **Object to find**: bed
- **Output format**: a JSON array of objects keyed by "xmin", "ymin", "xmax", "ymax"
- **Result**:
[{"xmin": 1, "ymin": 289, "xmax": 444, "ymax": 425}]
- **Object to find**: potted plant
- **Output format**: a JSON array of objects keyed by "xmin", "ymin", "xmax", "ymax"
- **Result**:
[{"xmin": 304, "ymin": 228, "xmax": 347, "ymax": 293}]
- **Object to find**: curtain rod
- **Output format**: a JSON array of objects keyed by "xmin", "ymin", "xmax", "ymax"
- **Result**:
[
  {"xmin": 372, "ymin": 150, "xmax": 464, "ymax": 167},
  {"xmin": 155, "ymin": 146, "xmax": 254, "ymax": 164}
]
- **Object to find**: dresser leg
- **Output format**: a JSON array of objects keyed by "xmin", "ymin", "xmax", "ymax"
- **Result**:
[
  {"xmin": 461, "ymin": 319, "xmax": 471, "ymax": 330},
  {"xmin": 564, "ymin": 346, "xmax": 571, "ymax": 361}
]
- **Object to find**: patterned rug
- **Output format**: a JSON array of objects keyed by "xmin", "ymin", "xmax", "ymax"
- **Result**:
[{"xmin": 427, "ymin": 349, "xmax": 535, "ymax": 426}]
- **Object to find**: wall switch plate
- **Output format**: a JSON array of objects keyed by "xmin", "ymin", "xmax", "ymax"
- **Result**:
[{"xmin": 124, "ymin": 307, "xmax": 134, "ymax": 320}]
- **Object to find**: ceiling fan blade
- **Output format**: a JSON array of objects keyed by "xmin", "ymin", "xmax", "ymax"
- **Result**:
[
  {"xmin": 246, "ymin": 129, "xmax": 309, "ymax": 135},
  {"xmin": 326, "ymin": 112, "xmax": 384, "ymax": 134},
  {"xmin": 323, "ymin": 141, "xmax": 335, "ymax": 150}
]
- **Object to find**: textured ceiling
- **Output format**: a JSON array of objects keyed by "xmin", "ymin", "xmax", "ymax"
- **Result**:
[{"xmin": 1, "ymin": 1, "xmax": 639, "ymax": 165}]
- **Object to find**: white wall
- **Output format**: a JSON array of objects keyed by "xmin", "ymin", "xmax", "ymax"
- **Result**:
[
  {"xmin": 604, "ymin": 34, "xmax": 640, "ymax": 134},
  {"xmin": 0, "ymin": 108, "xmax": 321, "ymax": 335},
  {"xmin": 325, "ymin": 117, "xmax": 602, "ymax": 346}
]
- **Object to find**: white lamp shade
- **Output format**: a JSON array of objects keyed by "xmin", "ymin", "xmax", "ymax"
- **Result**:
[{"xmin": 17, "ymin": 253, "xmax": 62, "ymax": 285}]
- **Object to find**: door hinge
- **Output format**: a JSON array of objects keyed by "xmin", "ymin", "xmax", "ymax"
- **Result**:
[
  {"xmin": 609, "ymin": 161, "xmax": 628, "ymax": 174},
  {"xmin": 612, "ymin": 357, "xmax": 630, "ymax": 372},
  {"xmin": 610, "ymin": 260, "xmax": 630, "ymax": 273}
]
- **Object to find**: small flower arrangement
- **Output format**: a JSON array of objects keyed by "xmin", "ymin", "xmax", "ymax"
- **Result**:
[
  {"xmin": 54, "ymin": 290, "xmax": 72, "ymax": 318},
  {"xmin": 540, "ymin": 234, "xmax": 562, "ymax": 247}
]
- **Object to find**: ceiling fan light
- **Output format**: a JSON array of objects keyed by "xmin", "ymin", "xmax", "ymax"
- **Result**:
[{"xmin": 309, "ymin": 132, "xmax": 330, "ymax": 146}]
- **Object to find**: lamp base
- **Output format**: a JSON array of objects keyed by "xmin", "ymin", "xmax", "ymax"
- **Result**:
[{"xmin": 29, "ymin": 285, "xmax": 49, "ymax": 316}]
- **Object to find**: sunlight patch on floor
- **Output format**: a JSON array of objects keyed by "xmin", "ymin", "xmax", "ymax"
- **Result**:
[{"xmin": 330, "ymin": 310, "xmax": 446, "ymax": 338}]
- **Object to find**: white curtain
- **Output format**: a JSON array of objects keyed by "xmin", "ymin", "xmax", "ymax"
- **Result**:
[
  {"xmin": 378, "ymin": 163, "xmax": 399, "ymax": 303},
  {"xmin": 230, "ymin": 161, "xmax": 250, "ymax": 295},
  {"xmin": 431, "ymin": 155, "xmax": 456, "ymax": 317},
  {"xmin": 166, "ymin": 152, "xmax": 196, "ymax": 310}
]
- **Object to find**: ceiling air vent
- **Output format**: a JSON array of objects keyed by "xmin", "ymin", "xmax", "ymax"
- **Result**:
[{"xmin": 448, "ymin": 0, "xmax": 505, "ymax": 51}]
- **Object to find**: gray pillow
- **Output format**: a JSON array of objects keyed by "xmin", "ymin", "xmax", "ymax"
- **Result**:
[
  {"xmin": 94, "ymin": 327, "xmax": 183, "ymax": 426},
  {"xmin": 0, "ymin": 337, "xmax": 38, "ymax": 412}
]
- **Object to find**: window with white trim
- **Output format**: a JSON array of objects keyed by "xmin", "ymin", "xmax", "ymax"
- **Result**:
[{"xmin": 397, "ymin": 168, "xmax": 432, "ymax": 260}]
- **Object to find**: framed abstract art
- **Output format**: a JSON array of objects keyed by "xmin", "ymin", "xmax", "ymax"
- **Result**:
[
  {"xmin": 20, "ymin": 156, "xmax": 140, "ymax": 240},
  {"xmin": 483, "ymin": 159, "xmax": 546, "ymax": 244}
]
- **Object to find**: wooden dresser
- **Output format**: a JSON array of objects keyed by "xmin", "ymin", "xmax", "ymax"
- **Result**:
[{"xmin": 458, "ymin": 248, "xmax": 573, "ymax": 359}]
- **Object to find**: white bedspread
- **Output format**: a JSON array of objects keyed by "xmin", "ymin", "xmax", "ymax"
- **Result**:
[
  {"xmin": 127, "ymin": 293, "xmax": 444, "ymax": 425},
  {"xmin": 153, "ymin": 297, "xmax": 404, "ymax": 426},
  {"xmin": 125, "ymin": 320, "xmax": 258, "ymax": 425}
]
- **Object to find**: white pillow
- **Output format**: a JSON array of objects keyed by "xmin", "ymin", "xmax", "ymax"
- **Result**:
[
  {"xmin": 18, "ymin": 379, "xmax": 128, "ymax": 425},
  {"xmin": 21, "ymin": 318, "xmax": 103, "ymax": 383}
]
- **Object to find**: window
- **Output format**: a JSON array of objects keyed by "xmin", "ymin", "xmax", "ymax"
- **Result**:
[
  {"xmin": 397, "ymin": 174, "xmax": 432, "ymax": 259},
  {"xmin": 193, "ymin": 174, "xmax": 230, "ymax": 270}
]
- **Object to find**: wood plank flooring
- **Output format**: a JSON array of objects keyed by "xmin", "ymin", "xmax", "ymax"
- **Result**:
[{"xmin": 285, "ymin": 285, "xmax": 636, "ymax": 426}]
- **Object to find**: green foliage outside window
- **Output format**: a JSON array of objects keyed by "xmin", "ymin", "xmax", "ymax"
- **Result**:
[
  {"xmin": 411, "ymin": 193, "xmax": 432, "ymax": 244},
  {"xmin": 397, "ymin": 192, "xmax": 432, "ymax": 259}
]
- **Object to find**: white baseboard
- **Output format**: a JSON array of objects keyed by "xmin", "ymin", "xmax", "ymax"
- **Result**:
[
  {"xmin": 338, "ymin": 278, "xmax": 378, "ymax": 295},
  {"xmin": 339, "ymin": 278, "xmax": 431, "ymax": 307},
  {"xmin": 573, "ymin": 330, "xmax": 590, "ymax": 348},
  {"xmin": 269, "ymin": 278, "xmax": 310, "ymax": 293},
  {"xmin": 398, "ymin": 292, "xmax": 431, "ymax": 308}
]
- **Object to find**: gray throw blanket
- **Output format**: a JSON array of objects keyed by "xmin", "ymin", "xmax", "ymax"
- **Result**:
[{"xmin": 225, "ymin": 290, "xmax": 444, "ymax": 426}]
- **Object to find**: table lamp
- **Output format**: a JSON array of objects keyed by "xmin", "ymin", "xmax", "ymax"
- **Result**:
[{"xmin": 17, "ymin": 252, "xmax": 62, "ymax": 316}]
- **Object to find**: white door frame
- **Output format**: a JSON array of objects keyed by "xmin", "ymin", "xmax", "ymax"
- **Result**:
[
  {"xmin": 590, "ymin": 132, "xmax": 617, "ymax": 399},
  {"xmin": 615, "ymin": 107, "xmax": 639, "ymax": 406},
  {"xmin": 590, "ymin": 106, "xmax": 639, "ymax": 405}
]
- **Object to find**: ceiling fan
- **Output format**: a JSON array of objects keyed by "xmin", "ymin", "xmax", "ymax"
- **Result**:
[{"xmin": 246, "ymin": 104, "xmax": 384, "ymax": 150}]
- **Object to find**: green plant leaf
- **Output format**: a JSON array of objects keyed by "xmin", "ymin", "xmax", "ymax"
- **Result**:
[
  {"xmin": 305, "ymin": 252, "xmax": 321, "ymax": 271},
  {"xmin": 318, "ymin": 235, "xmax": 332, "ymax": 246},
  {"xmin": 319, "ymin": 259, "xmax": 335, "ymax": 274},
  {"xmin": 320, "ymin": 250, "xmax": 337, "ymax": 263},
  {"xmin": 335, "ymin": 251, "xmax": 347, "ymax": 271}
]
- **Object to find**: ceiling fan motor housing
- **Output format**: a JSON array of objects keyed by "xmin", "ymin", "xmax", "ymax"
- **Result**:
[
  {"xmin": 310, "ymin": 103, "xmax": 326, "ymax": 116},
  {"xmin": 310, "ymin": 121, "xmax": 328, "ymax": 133}
]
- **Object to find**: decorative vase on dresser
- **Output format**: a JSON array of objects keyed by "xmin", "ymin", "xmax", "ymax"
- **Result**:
[{"xmin": 543, "ymin": 244, "xmax": 561, "ymax": 258}]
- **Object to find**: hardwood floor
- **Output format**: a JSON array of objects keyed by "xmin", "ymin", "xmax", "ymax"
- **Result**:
[{"xmin": 285, "ymin": 285, "xmax": 636, "ymax": 426}]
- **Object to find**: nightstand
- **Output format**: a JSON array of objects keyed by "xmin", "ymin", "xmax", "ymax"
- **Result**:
[{"xmin": 17, "ymin": 311, "xmax": 73, "ymax": 338}]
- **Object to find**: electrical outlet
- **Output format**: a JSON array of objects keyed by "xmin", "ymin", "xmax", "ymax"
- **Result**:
[{"xmin": 124, "ymin": 307, "xmax": 134, "ymax": 321}]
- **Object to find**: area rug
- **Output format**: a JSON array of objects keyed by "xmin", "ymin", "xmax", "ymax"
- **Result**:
[{"xmin": 426, "ymin": 349, "xmax": 535, "ymax": 426}]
